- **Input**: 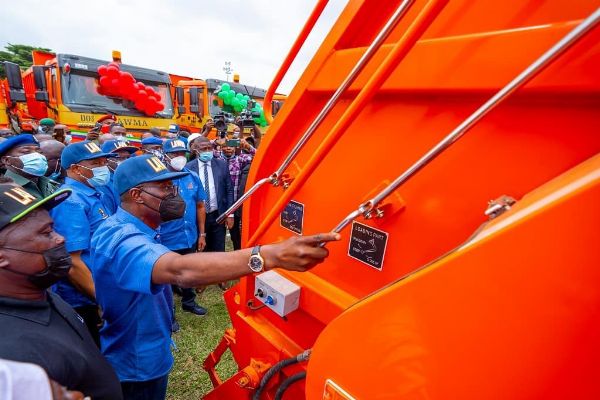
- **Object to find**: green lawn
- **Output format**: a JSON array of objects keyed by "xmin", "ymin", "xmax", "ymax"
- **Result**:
[{"xmin": 167, "ymin": 285, "xmax": 238, "ymax": 399}]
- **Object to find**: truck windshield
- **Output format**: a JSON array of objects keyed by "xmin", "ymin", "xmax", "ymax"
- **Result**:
[{"xmin": 61, "ymin": 71, "xmax": 174, "ymax": 117}]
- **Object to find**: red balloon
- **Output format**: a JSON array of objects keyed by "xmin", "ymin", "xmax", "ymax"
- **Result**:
[
  {"xmin": 135, "ymin": 90, "xmax": 146, "ymax": 102},
  {"xmin": 108, "ymin": 62, "xmax": 120, "ymax": 70},
  {"xmin": 98, "ymin": 65, "xmax": 108, "ymax": 76},
  {"xmin": 106, "ymin": 66, "xmax": 119, "ymax": 78},
  {"xmin": 99, "ymin": 76, "xmax": 110, "ymax": 87},
  {"xmin": 153, "ymin": 92, "xmax": 162, "ymax": 102},
  {"xmin": 121, "ymin": 72, "xmax": 134, "ymax": 84},
  {"xmin": 97, "ymin": 86, "xmax": 106, "ymax": 96},
  {"xmin": 145, "ymin": 87, "xmax": 155, "ymax": 96},
  {"xmin": 110, "ymin": 78, "xmax": 120, "ymax": 88}
]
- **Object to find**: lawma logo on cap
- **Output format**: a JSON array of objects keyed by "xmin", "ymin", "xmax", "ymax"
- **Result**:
[
  {"xmin": 171, "ymin": 140, "xmax": 185, "ymax": 149},
  {"xmin": 146, "ymin": 156, "xmax": 167, "ymax": 173},
  {"xmin": 84, "ymin": 142, "xmax": 102, "ymax": 153},
  {"xmin": 4, "ymin": 187, "xmax": 36, "ymax": 205},
  {"xmin": 114, "ymin": 142, "xmax": 129, "ymax": 150}
]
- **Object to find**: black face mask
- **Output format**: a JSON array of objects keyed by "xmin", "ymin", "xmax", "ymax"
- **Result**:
[
  {"xmin": 1, "ymin": 244, "xmax": 72, "ymax": 289},
  {"xmin": 140, "ymin": 189, "xmax": 186, "ymax": 222}
]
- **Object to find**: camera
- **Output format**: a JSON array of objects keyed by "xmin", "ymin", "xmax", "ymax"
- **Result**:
[
  {"xmin": 213, "ymin": 112, "xmax": 234, "ymax": 138},
  {"xmin": 238, "ymin": 108, "xmax": 259, "ymax": 137}
]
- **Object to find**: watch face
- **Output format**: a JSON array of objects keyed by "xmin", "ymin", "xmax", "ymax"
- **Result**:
[{"xmin": 249, "ymin": 256, "xmax": 263, "ymax": 271}]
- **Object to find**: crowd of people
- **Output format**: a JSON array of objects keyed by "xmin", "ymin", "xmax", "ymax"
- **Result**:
[{"xmin": 0, "ymin": 115, "xmax": 339, "ymax": 400}]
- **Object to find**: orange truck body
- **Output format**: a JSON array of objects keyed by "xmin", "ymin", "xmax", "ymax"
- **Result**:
[{"xmin": 203, "ymin": 0, "xmax": 600, "ymax": 399}]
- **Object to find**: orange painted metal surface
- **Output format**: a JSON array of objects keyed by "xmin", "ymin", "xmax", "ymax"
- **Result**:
[
  {"xmin": 204, "ymin": 1, "xmax": 600, "ymax": 398},
  {"xmin": 307, "ymin": 153, "xmax": 600, "ymax": 399}
]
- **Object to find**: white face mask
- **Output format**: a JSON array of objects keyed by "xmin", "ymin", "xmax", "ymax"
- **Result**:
[{"xmin": 169, "ymin": 156, "xmax": 187, "ymax": 171}]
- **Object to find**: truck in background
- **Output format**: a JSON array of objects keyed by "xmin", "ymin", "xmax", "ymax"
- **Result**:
[{"xmin": 4, "ymin": 50, "xmax": 176, "ymax": 143}]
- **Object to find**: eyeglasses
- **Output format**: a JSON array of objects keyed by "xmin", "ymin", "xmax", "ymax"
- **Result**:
[{"xmin": 138, "ymin": 184, "xmax": 178, "ymax": 196}]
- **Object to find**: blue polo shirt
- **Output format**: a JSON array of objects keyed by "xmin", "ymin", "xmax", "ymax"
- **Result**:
[
  {"xmin": 158, "ymin": 169, "xmax": 206, "ymax": 251},
  {"xmin": 90, "ymin": 207, "xmax": 173, "ymax": 382},
  {"xmin": 50, "ymin": 177, "xmax": 113, "ymax": 308},
  {"xmin": 98, "ymin": 173, "xmax": 120, "ymax": 213}
]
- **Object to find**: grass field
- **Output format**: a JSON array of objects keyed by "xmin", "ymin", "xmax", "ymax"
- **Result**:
[{"xmin": 167, "ymin": 285, "xmax": 238, "ymax": 399}]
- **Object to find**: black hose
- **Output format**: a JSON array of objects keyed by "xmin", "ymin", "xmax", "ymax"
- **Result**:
[
  {"xmin": 274, "ymin": 371, "xmax": 307, "ymax": 400},
  {"xmin": 252, "ymin": 349, "xmax": 311, "ymax": 400}
]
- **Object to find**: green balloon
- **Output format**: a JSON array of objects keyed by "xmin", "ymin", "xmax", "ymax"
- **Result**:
[
  {"xmin": 236, "ymin": 93, "xmax": 244, "ymax": 99},
  {"xmin": 243, "ymin": 95, "xmax": 250, "ymax": 101},
  {"xmin": 223, "ymin": 96, "xmax": 232, "ymax": 106},
  {"xmin": 227, "ymin": 90, "xmax": 235, "ymax": 100},
  {"xmin": 221, "ymin": 83, "xmax": 231, "ymax": 92},
  {"xmin": 231, "ymin": 98, "xmax": 240, "ymax": 107},
  {"xmin": 218, "ymin": 91, "xmax": 227, "ymax": 99}
]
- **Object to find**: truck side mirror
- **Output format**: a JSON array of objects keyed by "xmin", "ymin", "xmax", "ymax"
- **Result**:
[
  {"xmin": 3, "ymin": 62, "xmax": 26, "ymax": 102},
  {"xmin": 189, "ymin": 87, "xmax": 199, "ymax": 113},
  {"xmin": 175, "ymin": 86, "xmax": 185, "ymax": 114},
  {"xmin": 32, "ymin": 66, "xmax": 49, "ymax": 102}
]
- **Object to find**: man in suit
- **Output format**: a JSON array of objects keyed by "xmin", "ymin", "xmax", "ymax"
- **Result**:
[{"xmin": 187, "ymin": 136, "xmax": 234, "ymax": 252}]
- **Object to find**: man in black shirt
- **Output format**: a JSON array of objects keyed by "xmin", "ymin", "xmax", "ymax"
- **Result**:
[{"xmin": 0, "ymin": 181, "xmax": 122, "ymax": 400}]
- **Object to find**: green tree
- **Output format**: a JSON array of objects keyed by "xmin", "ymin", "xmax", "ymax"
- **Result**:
[{"xmin": 0, "ymin": 43, "xmax": 53, "ymax": 78}]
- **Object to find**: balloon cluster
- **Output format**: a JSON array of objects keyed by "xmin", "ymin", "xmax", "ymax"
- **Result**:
[
  {"xmin": 96, "ymin": 62, "xmax": 165, "ymax": 116},
  {"xmin": 216, "ymin": 83, "xmax": 268, "ymax": 127},
  {"xmin": 216, "ymin": 83, "xmax": 250, "ymax": 112}
]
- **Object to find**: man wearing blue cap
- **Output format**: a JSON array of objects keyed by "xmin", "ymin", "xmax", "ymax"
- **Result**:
[
  {"xmin": 161, "ymin": 139, "xmax": 207, "ymax": 320},
  {"xmin": 49, "ymin": 141, "xmax": 117, "ymax": 346},
  {"xmin": 0, "ymin": 134, "xmax": 59, "ymax": 198},
  {"xmin": 141, "ymin": 137, "xmax": 164, "ymax": 156},
  {"xmin": 100, "ymin": 140, "xmax": 139, "ymax": 212},
  {"xmin": 90, "ymin": 154, "xmax": 339, "ymax": 398}
]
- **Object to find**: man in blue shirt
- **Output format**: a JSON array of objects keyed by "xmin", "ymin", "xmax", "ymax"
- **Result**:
[
  {"xmin": 100, "ymin": 140, "xmax": 138, "ymax": 212},
  {"xmin": 50, "ymin": 141, "xmax": 117, "ymax": 346},
  {"xmin": 161, "ymin": 139, "xmax": 207, "ymax": 319},
  {"xmin": 90, "ymin": 154, "xmax": 339, "ymax": 399}
]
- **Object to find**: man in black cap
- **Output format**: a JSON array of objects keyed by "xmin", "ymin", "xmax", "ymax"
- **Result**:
[
  {"xmin": 90, "ymin": 154, "xmax": 339, "ymax": 399},
  {"xmin": 49, "ymin": 141, "xmax": 117, "ymax": 345},
  {"xmin": 0, "ymin": 182, "xmax": 122, "ymax": 399},
  {"xmin": 0, "ymin": 134, "xmax": 59, "ymax": 198}
]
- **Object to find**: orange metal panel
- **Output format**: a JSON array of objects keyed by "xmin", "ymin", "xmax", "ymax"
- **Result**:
[
  {"xmin": 205, "ymin": 0, "xmax": 600, "ymax": 398},
  {"xmin": 306, "ymin": 153, "xmax": 600, "ymax": 399}
]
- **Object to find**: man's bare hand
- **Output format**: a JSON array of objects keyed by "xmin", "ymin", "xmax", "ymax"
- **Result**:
[
  {"xmin": 86, "ymin": 130, "xmax": 100, "ymax": 141},
  {"xmin": 262, "ymin": 232, "xmax": 341, "ymax": 272}
]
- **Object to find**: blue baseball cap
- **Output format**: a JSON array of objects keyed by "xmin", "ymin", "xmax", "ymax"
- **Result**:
[
  {"xmin": 101, "ymin": 140, "xmax": 138, "ymax": 154},
  {"xmin": 163, "ymin": 139, "xmax": 189, "ymax": 154},
  {"xmin": 0, "ymin": 134, "xmax": 39, "ymax": 157},
  {"xmin": 114, "ymin": 154, "xmax": 189, "ymax": 195},
  {"xmin": 167, "ymin": 124, "xmax": 180, "ymax": 133},
  {"xmin": 61, "ymin": 141, "xmax": 117, "ymax": 169},
  {"xmin": 141, "ymin": 137, "xmax": 163, "ymax": 146}
]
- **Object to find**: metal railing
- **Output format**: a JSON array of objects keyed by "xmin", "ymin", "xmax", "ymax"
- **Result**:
[{"xmin": 327, "ymin": 7, "xmax": 600, "ymax": 237}]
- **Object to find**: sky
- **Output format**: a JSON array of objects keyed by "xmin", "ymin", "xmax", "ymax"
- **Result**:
[{"xmin": 0, "ymin": 0, "xmax": 348, "ymax": 94}]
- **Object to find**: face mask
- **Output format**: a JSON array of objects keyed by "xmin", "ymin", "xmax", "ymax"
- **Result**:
[
  {"xmin": 78, "ymin": 165, "xmax": 110, "ymax": 187},
  {"xmin": 1, "ymin": 244, "xmax": 72, "ymax": 289},
  {"xmin": 140, "ymin": 189, "xmax": 186, "ymax": 222},
  {"xmin": 9, "ymin": 152, "xmax": 48, "ymax": 176},
  {"xmin": 168, "ymin": 156, "xmax": 187, "ymax": 171},
  {"xmin": 198, "ymin": 151, "xmax": 213, "ymax": 163}
]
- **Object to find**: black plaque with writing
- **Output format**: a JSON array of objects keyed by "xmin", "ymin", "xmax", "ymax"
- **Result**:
[
  {"xmin": 348, "ymin": 221, "xmax": 388, "ymax": 271},
  {"xmin": 280, "ymin": 200, "xmax": 304, "ymax": 234}
]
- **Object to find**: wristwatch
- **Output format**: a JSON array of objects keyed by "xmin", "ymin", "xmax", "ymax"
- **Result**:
[{"xmin": 248, "ymin": 245, "xmax": 265, "ymax": 273}]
